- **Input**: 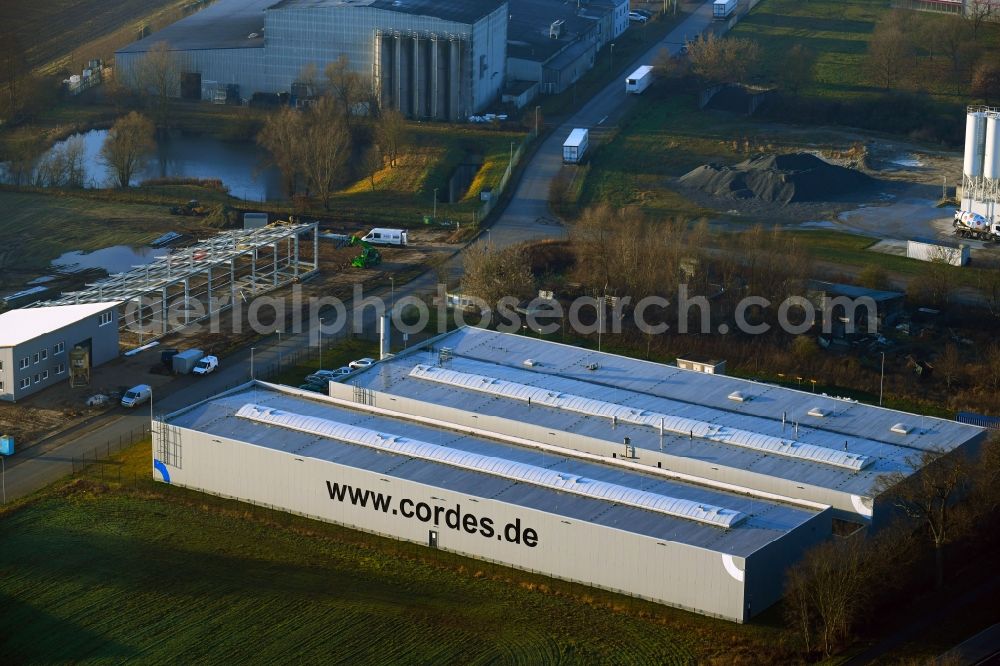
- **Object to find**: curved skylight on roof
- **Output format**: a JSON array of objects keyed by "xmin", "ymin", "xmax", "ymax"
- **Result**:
[
  {"xmin": 235, "ymin": 403, "xmax": 746, "ymax": 528},
  {"xmin": 408, "ymin": 364, "xmax": 872, "ymax": 472}
]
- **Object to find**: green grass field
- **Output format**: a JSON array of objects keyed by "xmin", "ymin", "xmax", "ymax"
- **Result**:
[{"xmin": 0, "ymin": 443, "xmax": 788, "ymax": 664}]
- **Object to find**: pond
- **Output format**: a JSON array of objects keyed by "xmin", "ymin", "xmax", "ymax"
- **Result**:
[
  {"xmin": 2, "ymin": 129, "xmax": 284, "ymax": 201},
  {"xmin": 51, "ymin": 245, "xmax": 168, "ymax": 275}
]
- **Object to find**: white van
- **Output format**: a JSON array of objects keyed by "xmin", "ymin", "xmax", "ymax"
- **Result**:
[
  {"xmin": 362, "ymin": 228, "xmax": 408, "ymax": 246},
  {"xmin": 121, "ymin": 384, "xmax": 152, "ymax": 408}
]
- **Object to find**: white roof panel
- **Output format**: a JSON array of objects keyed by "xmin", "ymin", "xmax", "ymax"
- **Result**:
[
  {"xmin": 0, "ymin": 302, "xmax": 120, "ymax": 347},
  {"xmin": 409, "ymin": 364, "xmax": 872, "ymax": 471},
  {"xmin": 236, "ymin": 402, "xmax": 747, "ymax": 528}
]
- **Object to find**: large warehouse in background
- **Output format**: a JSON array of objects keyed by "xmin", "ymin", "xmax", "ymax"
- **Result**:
[
  {"xmin": 153, "ymin": 328, "xmax": 985, "ymax": 621},
  {"xmin": 115, "ymin": 0, "xmax": 507, "ymax": 121}
]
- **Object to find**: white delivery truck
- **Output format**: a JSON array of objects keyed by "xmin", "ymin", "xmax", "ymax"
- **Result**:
[
  {"xmin": 713, "ymin": 0, "xmax": 737, "ymax": 19},
  {"xmin": 626, "ymin": 66, "xmax": 654, "ymax": 94},
  {"xmin": 361, "ymin": 228, "xmax": 408, "ymax": 246},
  {"xmin": 562, "ymin": 128, "xmax": 589, "ymax": 164}
]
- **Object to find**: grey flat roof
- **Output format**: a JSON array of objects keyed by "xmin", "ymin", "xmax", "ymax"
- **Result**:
[
  {"xmin": 117, "ymin": 0, "xmax": 272, "ymax": 54},
  {"xmin": 807, "ymin": 280, "xmax": 903, "ymax": 303},
  {"xmin": 507, "ymin": 0, "xmax": 598, "ymax": 64},
  {"xmin": 165, "ymin": 383, "xmax": 822, "ymax": 557},
  {"xmin": 347, "ymin": 328, "xmax": 984, "ymax": 498},
  {"xmin": 271, "ymin": 0, "xmax": 504, "ymax": 24}
]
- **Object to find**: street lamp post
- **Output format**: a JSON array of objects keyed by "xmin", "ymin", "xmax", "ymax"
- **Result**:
[
  {"xmin": 879, "ymin": 352, "xmax": 885, "ymax": 406},
  {"xmin": 389, "ymin": 277, "xmax": 395, "ymax": 315},
  {"xmin": 276, "ymin": 329, "xmax": 282, "ymax": 369},
  {"xmin": 534, "ymin": 105, "xmax": 540, "ymax": 136},
  {"xmin": 433, "ymin": 188, "xmax": 438, "ymax": 220},
  {"xmin": 250, "ymin": 347, "xmax": 256, "ymax": 379},
  {"xmin": 610, "ymin": 43, "xmax": 615, "ymax": 72},
  {"xmin": 1, "ymin": 455, "xmax": 6, "ymax": 505}
]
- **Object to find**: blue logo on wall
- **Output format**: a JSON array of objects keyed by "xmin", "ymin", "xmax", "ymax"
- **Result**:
[{"xmin": 153, "ymin": 459, "xmax": 171, "ymax": 484}]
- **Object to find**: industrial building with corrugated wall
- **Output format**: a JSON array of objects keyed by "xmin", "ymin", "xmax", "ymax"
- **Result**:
[
  {"xmin": 152, "ymin": 328, "xmax": 985, "ymax": 621},
  {"xmin": 157, "ymin": 381, "xmax": 831, "ymax": 622},
  {"xmin": 115, "ymin": 0, "xmax": 507, "ymax": 121}
]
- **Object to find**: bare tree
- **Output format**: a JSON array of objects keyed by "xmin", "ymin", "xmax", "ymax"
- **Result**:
[
  {"xmin": 325, "ymin": 54, "xmax": 368, "ymax": 122},
  {"xmin": 34, "ymin": 135, "xmax": 87, "ymax": 188},
  {"xmin": 258, "ymin": 106, "xmax": 305, "ymax": 197},
  {"xmin": 866, "ymin": 17, "xmax": 914, "ymax": 89},
  {"xmin": 937, "ymin": 343, "xmax": 962, "ymax": 390},
  {"xmin": 461, "ymin": 242, "xmax": 535, "ymax": 307},
  {"xmin": 971, "ymin": 58, "xmax": 1000, "ymax": 105},
  {"xmin": 874, "ymin": 448, "xmax": 970, "ymax": 588},
  {"xmin": 298, "ymin": 97, "xmax": 352, "ymax": 210},
  {"xmin": 362, "ymin": 144, "xmax": 383, "ymax": 191},
  {"xmin": 375, "ymin": 108, "xmax": 406, "ymax": 167},
  {"xmin": 686, "ymin": 34, "xmax": 761, "ymax": 86},
  {"xmin": 858, "ymin": 264, "xmax": 890, "ymax": 290},
  {"xmin": 966, "ymin": 0, "xmax": 997, "ymax": 39},
  {"xmin": 933, "ymin": 17, "xmax": 975, "ymax": 94},
  {"xmin": 779, "ymin": 43, "xmax": 817, "ymax": 94},
  {"xmin": 100, "ymin": 112, "xmax": 155, "ymax": 188},
  {"xmin": 134, "ymin": 42, "xmax": 180, "ymax": 130}
]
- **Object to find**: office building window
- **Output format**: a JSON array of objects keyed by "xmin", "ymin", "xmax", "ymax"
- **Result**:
[
  {"xmin": 20, "ymin": 357, "xmax": 29, "ymax": 370},
  {"xmin": 19, "ymin": 378, "xmax": 29, "ymax": 389},
  {"xmin": 54, "ymin": 342, "xmax": 65, "ymax": 354},
  {"xmin": 56, "ymin": 363, "xmax": 66, "ymax": 375},
  {"xmin": 41, "ymin": 349, "xmax": 47, "ymax": 361},
  {"xmin": 33, "ymin": 353, "xmax": 39, "ymax": 364},
  {"xmin": 99, "ymin": 311, "xmax": 113, "ymax": 326},
  {"xmin": 41, "ymin": 370, "xmax": 48, "ymax": 380}
]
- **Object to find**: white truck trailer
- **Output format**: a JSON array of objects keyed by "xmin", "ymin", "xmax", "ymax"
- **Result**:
[
  {"xmin": 713, "ymin": 0, "xmax": 737, "ymax": 20},
  {"xmin": 626, "ymin": 66, "xmax": 654, "ymax": 94},
  {"xmin": 563, "ymin": 128, "xmax": 589, "ymax": 164}
]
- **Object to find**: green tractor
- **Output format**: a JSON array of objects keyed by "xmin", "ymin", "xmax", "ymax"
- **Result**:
[{"xmin": 349, "ymin": 235, "xmax": 382, "ymax": 268}]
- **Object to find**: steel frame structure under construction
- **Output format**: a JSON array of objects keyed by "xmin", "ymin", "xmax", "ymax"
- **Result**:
[{"xmin": 27, "ymin": 223, "xmax": 319, "ymax": 347}]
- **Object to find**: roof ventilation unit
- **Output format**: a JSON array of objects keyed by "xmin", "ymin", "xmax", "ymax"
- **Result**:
[
  {"xmin": 890, "ymin": 423, "xmax": 911, "ymax": 435},
  {"xmin": 585, "ymin": 362, "xmax": 599, "ymax": 371},
  {"xmin": 523, "ymin": 359, "xmax": 538, "ymax": 367},
  {"xmin": 727, "ymin": 391, "xmax": 748, "ymax": 402},
  {"xmin": 807, "ymin": 407, "xmax": 827, "ymax": 418},
  {"xmin": 550, "ymin": 19, "xmax": 564, "ymax": 39}
]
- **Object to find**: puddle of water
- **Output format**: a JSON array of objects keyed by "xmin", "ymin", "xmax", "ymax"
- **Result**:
[
  {"xmin": 889, "ymin": 154, "xmax": 924, "ymax": 168},
  {"xmin": 51, "ymin": 245, "xmax": 167, "ymax": 274}
]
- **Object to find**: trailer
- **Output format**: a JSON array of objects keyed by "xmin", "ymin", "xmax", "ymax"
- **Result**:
[
  {"xmin": 626, "ymin": 66, "xmax": 654, "ymax": 94},
  {"xmin": 172, "ymin": 349, "xmax": 205, "ymax": 374},
  {"xmin": 906, "ymin": 239, "xmax": 969, "ymax": 267},
  {"xmin": 713, "ymin": 0, "xmax": 737, "ymax": 19},
  {"xmin": 563, "ymin": 128, "xmax": 589, "ymax": 164}
]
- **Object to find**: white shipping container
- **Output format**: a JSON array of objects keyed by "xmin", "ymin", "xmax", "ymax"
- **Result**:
[
  {"xmin": 625, "ymin": 66, "xmax": 654, "ymax": 94},
  {"xmin": 906, "ymin": 239, "xmax": 969, "ymax": 267},
  {"xmin": 562, "ymin": 128, "xmax": 589, "ymax": 164}
]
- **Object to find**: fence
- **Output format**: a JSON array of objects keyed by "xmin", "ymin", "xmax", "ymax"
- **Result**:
[
  {"xmin": 70, "ymin": 424, "xmax": 150, "ymax": 477},
  {"xmin": 474, "ymin": 126, "xmax": 539, "ymax": 225}
]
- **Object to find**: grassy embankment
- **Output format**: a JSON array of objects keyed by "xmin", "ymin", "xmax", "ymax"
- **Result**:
[
  {"xmin": 0, "ymin": 437, "xmax": 788, "ymax": 664},
  {"xmin": 730, "ymin": 0, "xmax": 1000, "ymax": 139}
]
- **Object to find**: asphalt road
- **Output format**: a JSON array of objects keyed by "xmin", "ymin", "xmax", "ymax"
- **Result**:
[{"xmin": 1, "ymin": 3, "xmax": 721, "ymax": 503}]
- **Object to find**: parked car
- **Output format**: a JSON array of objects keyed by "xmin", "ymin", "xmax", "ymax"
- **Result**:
[
  {"xmin": 349, "ymin": 357, "xmax": 375, "ymax": 370},
  {"xmin": 305, "ymin": 367, "xmax": 353, "ymax": 384},
  {"xmin": 633, "ymin": 8, "xmax": 652, "ymax": 18},
  {"xmin": 121, "ymin": 384, "xmax": 152, "ymax": 408},
  {"xmin": 628, "ymin": 11, "xmax": 648, "ymax": 23},
  {"xmin": 192, "ymin": 355, "xmax": 219, "ymax": 375}
]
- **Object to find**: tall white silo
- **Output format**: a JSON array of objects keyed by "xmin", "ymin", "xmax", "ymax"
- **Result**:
[
  {"xmin": 964, "ymin": 112, "xmax": 987, "ymax": 178},
  {"xmin": 984, "ymin": 114, "xmax": 1000, "ymax": 181}
]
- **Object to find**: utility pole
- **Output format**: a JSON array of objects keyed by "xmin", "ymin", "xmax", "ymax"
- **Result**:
[
  {"xmin": 610, "ymin": 43, "xmax": 615, "ymax": 73},
  {"xmin": 250, "ymin": 347, "xmax": 256, "ymax": 379},
  {"xmin": 879, "ymin": 351, "xmax": 885, "ymax": 406},
  {"xmin": 534, "ymin": 105, "xmax": 540, "ymax": 136}
]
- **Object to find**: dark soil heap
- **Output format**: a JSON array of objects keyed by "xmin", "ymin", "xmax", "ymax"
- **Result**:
[{"xmin": 679, "ymin": 153, "xmax": 872, "ymax": 205}]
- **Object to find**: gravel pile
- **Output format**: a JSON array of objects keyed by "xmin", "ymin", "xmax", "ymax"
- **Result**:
[{"xmin": 679, "ymin": 153, "xmax": 871, "ymax": 204}]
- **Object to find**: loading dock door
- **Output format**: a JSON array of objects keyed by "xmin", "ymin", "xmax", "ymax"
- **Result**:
[
  {"xmin": 428, "ymin": 530, "xmax": 438, "ymax": 548},
  {"xmin": 181, "ymin": 72, "xmax": 201, "ymax": 100}
]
